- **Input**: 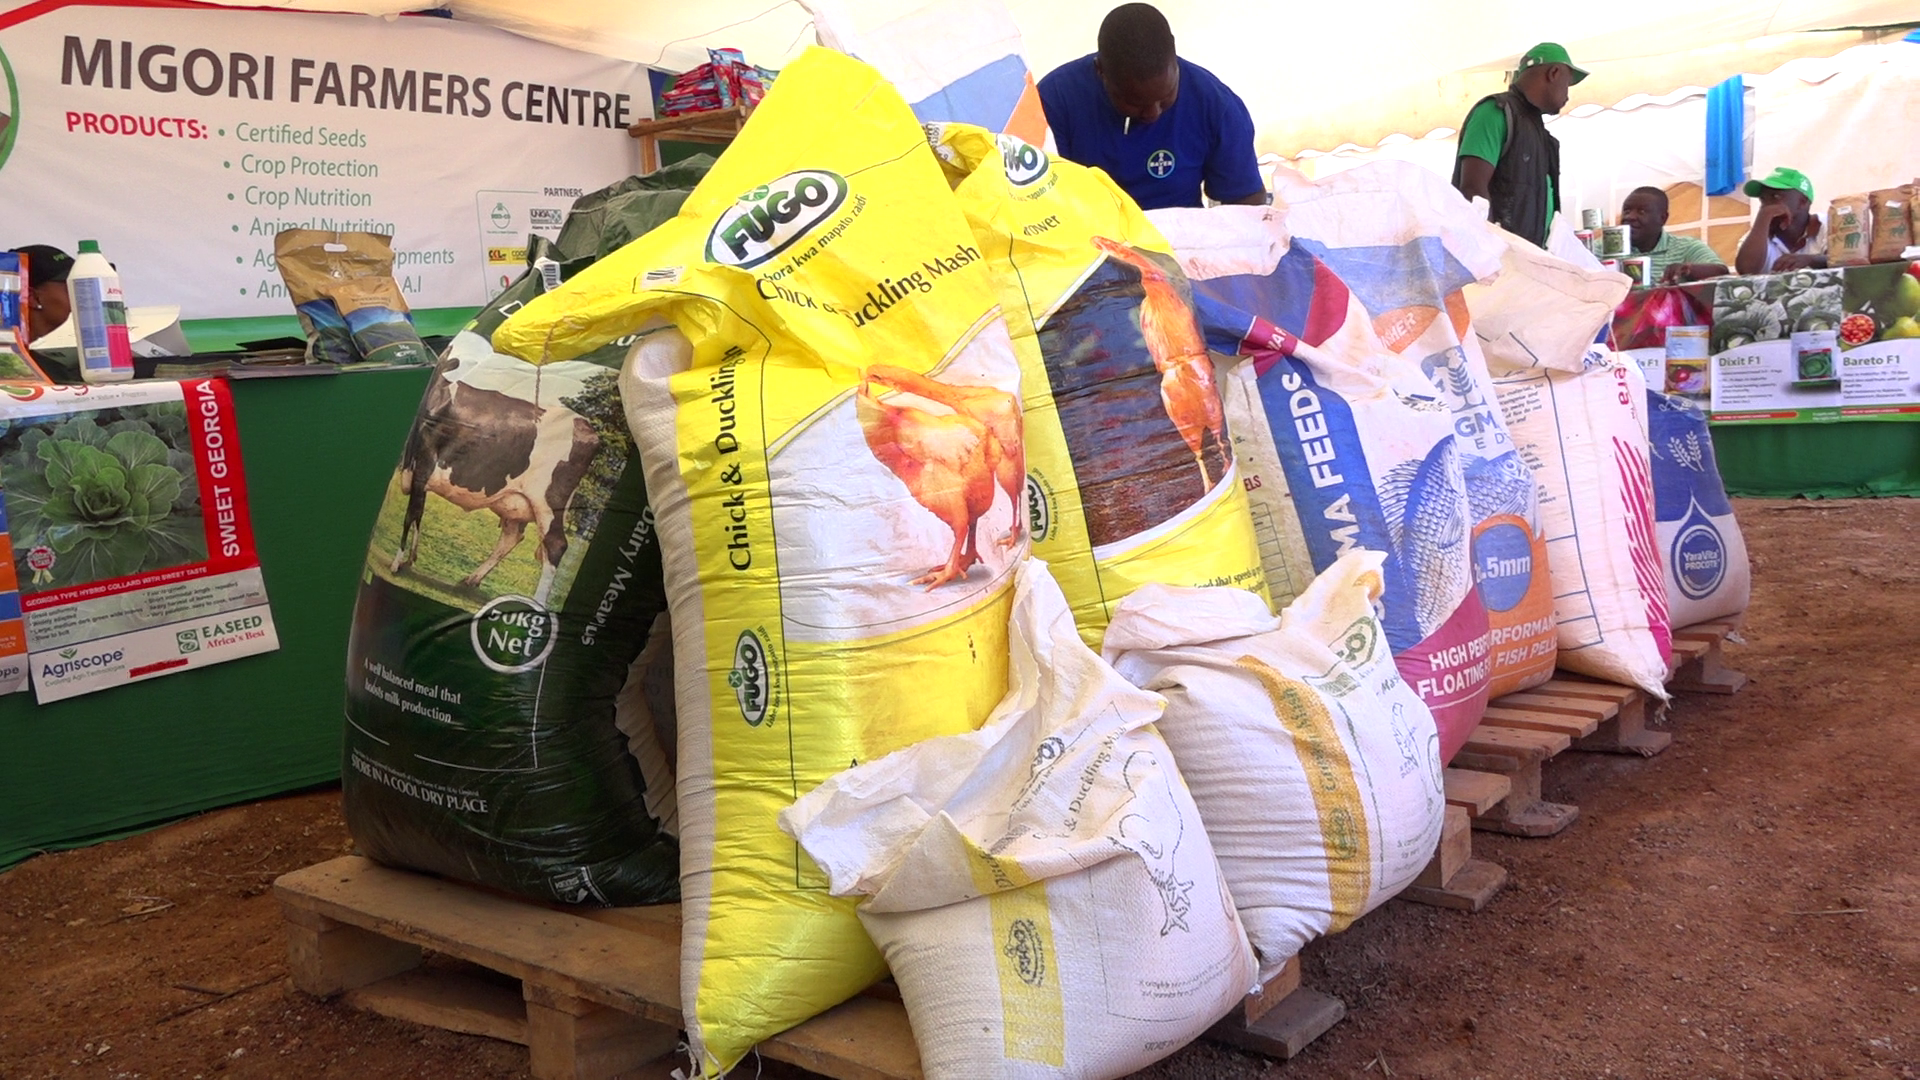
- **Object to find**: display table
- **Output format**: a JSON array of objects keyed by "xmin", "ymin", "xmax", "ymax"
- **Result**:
[
  {"xmin": 0, "ymin": 366, "xmax": 430, "ymax": 867},
  {"xmin": 1614, "ymin": 271, "xmax": 1920, "ymax": 498}
]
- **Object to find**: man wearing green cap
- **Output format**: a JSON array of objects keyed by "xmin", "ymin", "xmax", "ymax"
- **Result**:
[
  {"xmin": 1452, "ymin": 43, "xmax": 1586, "ymax": 247},
  {"xmin": 1735, "ymin": 167, "xmax": 1824, "ymax": 274}
]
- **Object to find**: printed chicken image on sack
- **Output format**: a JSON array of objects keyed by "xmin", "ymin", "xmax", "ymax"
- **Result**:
[
  {"xmin": 494, "ymin": 49, "xmax": 1019, "ymax": 1075},
  {"xmin": 1157, "ymin": 210, "xmax": 1489, "ymax": 762},
  {"xmin": 924, "ymin": 123, "xmax": 1269, "ymax": 647}
]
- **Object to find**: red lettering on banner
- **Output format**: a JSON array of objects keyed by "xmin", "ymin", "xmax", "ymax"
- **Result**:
[{"xmin": 186, "ymin": 379, "xmax": 258, "ymax": 561}]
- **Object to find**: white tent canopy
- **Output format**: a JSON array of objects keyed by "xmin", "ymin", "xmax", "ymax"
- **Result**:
[{"xmin": 203, "ymin": 0, "xmax": 1916, "ymax": 155}]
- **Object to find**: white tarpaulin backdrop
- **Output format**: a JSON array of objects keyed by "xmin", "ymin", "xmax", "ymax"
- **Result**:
[
  {"xmin": 169, "ymin": 0, "xmax": 1918, "ymax": 155},
  {"xmin": 1287, "ymin": 43, "xmax": 1920, "ymax": 249}
]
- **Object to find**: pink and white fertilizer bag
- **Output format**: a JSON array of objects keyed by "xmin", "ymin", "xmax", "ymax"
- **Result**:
[
  {"xmin": 1491, "ymin": 349, "xmax": 1672, "ymax": 696},
  {"xmin": 1156, "ymin": 211, "xmax": 1490, "ymax": 763},
  {"xmin": 1646, "ymin": 391, "xmax": 1751, "ymax": 627},
  {"xmin": 1268, "ymin": 162, "xmax": 1558, "ymax": 697},
  {"xmin": 1104, "ymin": 551, "xmax": 1446, "ymax": 978},
  {"xmin": 781, "ymin": 560, "xmax": 1256, "ymax": 1080}
]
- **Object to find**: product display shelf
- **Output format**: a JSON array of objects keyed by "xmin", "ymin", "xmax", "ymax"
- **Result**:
[
  {"xmin": 627, "ymin": 105, "xmax": 754, "ymax": 173},
  {"xmin": 276, "ymin": 856, "xmax": 1342, "ymax": 1080}
]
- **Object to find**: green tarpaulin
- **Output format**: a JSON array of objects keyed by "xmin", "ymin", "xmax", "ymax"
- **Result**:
[{"xmin": 0, "ymin": 367, "xmax": 429, "ymax": 868}]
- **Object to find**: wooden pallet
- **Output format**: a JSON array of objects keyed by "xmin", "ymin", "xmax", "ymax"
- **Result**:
[
  {"xmin": 1206, "ymin": 954, "xmax": 1347, "ymax": 1061},
  {"xmin": 277, "ymin": 856, "xmax": 1340, "ymax": 1080},
  {"xmin": 1668, "ymin": 619, "xmax": 1747, "ymax": 695}
]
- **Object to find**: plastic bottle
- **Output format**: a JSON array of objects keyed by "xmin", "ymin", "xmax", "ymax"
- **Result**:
[{"xmin": 67, "ymin": 239, "xmax": 134, "ymax": 383}]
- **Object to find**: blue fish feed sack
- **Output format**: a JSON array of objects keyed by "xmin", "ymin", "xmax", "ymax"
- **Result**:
[
  {"xmin": 1646, "ymin": 391, "xmax": 1750, "ymax": 628},
  {"xmin": 342, "ymin": 160, "xmax": 712, "ymax": 905}
]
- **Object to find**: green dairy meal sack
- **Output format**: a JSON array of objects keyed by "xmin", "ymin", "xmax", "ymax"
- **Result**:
[
  {"xmin": 495, "ymin": 48, "xmax": 1020, "ymax": 1074},
  {"xmin": 341, "ymin": 161, "xmax": 711, "ymax": 908},
  {"xmin": 925, "ymin": 123, "xmax": 1271, "ymax": 648}
]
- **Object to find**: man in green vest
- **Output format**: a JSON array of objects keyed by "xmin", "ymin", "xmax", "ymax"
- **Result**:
[{"xmin": 1452, "ymin": 43, "xmax": 1586, "ymax": 248}]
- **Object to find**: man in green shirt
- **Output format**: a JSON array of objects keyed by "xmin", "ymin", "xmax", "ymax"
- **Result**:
[
  {"xmin": 1453, "ymin": 43, "xmax": 1584, "ymax": 247},
  {"xmin": 1619, "ymin": 187, "xmax": 1727, "ymax": 283}
]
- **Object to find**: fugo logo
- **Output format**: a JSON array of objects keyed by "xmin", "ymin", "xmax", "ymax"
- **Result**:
[
  {"xmin": 469, "ymin": 595, "xmax": 559, "ymax": 674},
  {"xmin": 1023, "ymin": 473, "xmax": 1052, "ymax": 543},
  {"xmin": 0, "ymin": 43, "xmax": 17, "ymax": 176},
  {"xmin": 1333, "ymin": 616, "xmax": 1378, "ymax": 668},
  {"xmin": 1002, "ymin": 918, "xmax": 1047, "ymax": 987},
  {"xmin": 727, "ymin": 629, "xmax": 771, "ymax": 726},
  {"xmin": 997, "ymin": 134, "xmax": 1048, "ymax": 187},
  {"xmin": 706, "ymin": 170, "xmax": 847, "ymax": 268}
]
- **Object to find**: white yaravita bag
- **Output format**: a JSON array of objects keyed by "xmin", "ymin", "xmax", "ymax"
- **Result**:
[
  {"xmin": 1104, "ymin": 550, "xmax": 1446, "ymax": 977},
  {"xmin": 780, "ymin": 560, "xmax": 1257, "ymax": 1080},
  {"xmin": 1492, "ymin": 349, "xmax": 1673, "ymax": 696}
]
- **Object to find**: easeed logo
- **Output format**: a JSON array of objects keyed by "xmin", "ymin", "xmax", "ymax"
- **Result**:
[
  {"xmin": 706, "ymin": 171, "xmax": 847, "ymax": 268},
  {"xmin": 176, "ymin": 629, "xmax": 200, "ymax": 654},
  {"xmin": 727, "ymin": 629, "xmax": 771, "ymax": 726},
  {"xmin": 469, "ymin": 595, "xmax": 559, "ymax": 674},
  {"xmin": 997, "ymin": 135, "xmax": 1048, "ymax": 187}
]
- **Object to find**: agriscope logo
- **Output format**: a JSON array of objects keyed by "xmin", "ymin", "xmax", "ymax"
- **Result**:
[
  {"xmin": 42, "ymin": 646, "xmax": 125, "ymax": 680},
  {"xmin": 706, "ymin": 170, "xmax": 847, "ymax": 269}
]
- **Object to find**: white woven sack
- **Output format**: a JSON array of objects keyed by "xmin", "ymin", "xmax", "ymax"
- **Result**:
[
  {"xmin": 1104, "ymin": 550, "xmax": 1446, "ymax": 978},
  {"xmin": 1492, "ymin": 350, "xmax": 1673, "ymax": 696},
  {"xmin": 1467, "ymin": 224, "xmax": 1630, "ymax": 375},
  {"xmin": 780, "ymin": 559, "xmax": 1256, "ymax": 1080}
]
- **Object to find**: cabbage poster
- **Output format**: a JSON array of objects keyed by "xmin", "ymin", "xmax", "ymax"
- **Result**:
[
  {"xmin": 0, "ymin": 379, "xmax": 277, "ymax": 702},
  {"xmin": 1703, "ymin": 265, "xmax": 1920, "ymax": 424},
  {"xmin": 0, "ymin": 2, "xmax": 654, "ymax": 318}
]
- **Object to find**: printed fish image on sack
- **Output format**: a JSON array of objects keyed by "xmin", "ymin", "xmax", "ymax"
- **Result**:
[
  {"xmin": 926, "ymin": 123, "xmax": 1268, "ymax": 647},
  {"xmin": 1160, "ymin": 226, "xmax": 1489, "ymax": 762},
  {"xmin": 494, "ymin": 49, "xmax": 1019, "ymax": 1075},
  {"xmin": 342, "ymin": 163, "xmax": 711, "ymax": 908},
  {"xmin": 1264, "ymin": 162, "xmax": 1558, "ymax": 697}
]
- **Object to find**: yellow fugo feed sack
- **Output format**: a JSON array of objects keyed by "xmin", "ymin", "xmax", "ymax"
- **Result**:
[
  {"xmin": 496, "ymin": 48, "xmax": 1022, "ymax": 1075},
  {"xmin": 924, "ymin": 123, "xmax": 1270, "ymax": 647}
]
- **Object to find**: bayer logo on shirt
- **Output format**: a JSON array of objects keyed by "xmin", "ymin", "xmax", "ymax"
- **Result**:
[{"xmin": 1147, "ymin": 149, "xmax": 1175, "ymax": 179}]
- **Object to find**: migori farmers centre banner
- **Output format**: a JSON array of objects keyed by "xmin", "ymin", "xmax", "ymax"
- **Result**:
[{"xmin": 0, "ymin": 1, "xmax": 656, "ymax": 316}]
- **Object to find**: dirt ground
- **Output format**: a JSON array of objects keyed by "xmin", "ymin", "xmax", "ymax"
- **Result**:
[{"xmin": 3, "ymin": 496, "xmax": 1917, "ymax": 1080}]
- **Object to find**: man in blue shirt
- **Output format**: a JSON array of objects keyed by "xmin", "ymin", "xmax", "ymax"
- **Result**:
[{"xmin": 1037, "ymin": 4, "xmax": 1267, "ymax": 211}]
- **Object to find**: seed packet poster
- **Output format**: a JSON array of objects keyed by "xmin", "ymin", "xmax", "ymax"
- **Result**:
[{"xmin": 0, "ymin": 378, "xmax": 279, "ymax": 702}]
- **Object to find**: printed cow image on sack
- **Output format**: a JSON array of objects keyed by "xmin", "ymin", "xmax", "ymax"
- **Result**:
[{"xmin": 342, "ymin": 160, "xmax": 713, "ymax": 909}]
